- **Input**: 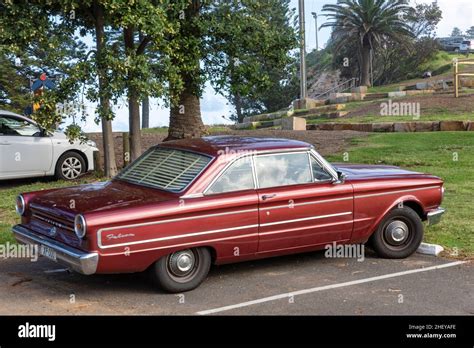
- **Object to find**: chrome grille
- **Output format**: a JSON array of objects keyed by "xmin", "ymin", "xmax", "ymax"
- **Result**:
[
  {"xmin": 29, "ymin": 206, "xmax": 75, "ymax": 235},
  {"xmin": 117, "ymin": 147, "xmax": 211, "ymax": 192},
  {"xmin": 31, "ymin": 213, "xmax": 74, "ymax": 232}
]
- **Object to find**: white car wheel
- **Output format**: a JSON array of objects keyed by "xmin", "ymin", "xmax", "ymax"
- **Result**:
[{"xmin": 56, "ymin": 152, "xmax": 86, "ymax": 180}]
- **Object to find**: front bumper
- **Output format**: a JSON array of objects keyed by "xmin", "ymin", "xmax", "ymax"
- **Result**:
[
  {"xmin": 427, "ymin": 207, "xmax": 445, "ymax": 226},
  {"xmin": 12, "ymin": 225, "xmax": 98, "ymax": 275}
]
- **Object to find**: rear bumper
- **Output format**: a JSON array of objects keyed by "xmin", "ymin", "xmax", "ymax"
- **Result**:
[
  {"xmin": 427, "ymin": 207, "xmax": 445, "ymax": 226},
  {"xmin": 12, "ymin": 225, "xmax": 98, "ymax": 275}
]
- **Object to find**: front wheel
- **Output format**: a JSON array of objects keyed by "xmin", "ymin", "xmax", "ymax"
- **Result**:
[
  {"xmin": 370, "ymin": 207, "xmax": 423, "ymax": 259},
  {"xmin": 151, "ymin": 247, "xmax": 211, "ymax": 293},
  {"xmin": 55, "ymin": 152, "xmax": 86, "ymax": 180}
]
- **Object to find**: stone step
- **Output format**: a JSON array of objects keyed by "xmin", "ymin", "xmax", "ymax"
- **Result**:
[
  {"xmin": 293, "ymin": 104, "xmax": 346, "ymax": 117},
  {"xmin": 242, "ymin": 103, "xmax": 346, "ymax": 123},
  {"xmin": 242, "ymin": 110, "xmax": 287, "ymax": 123},
  {"xmin": 301, "ymin": 111, "xmax": 349, "ymax": 120},
  {"xmin": 363, "ymin": 93, "xmax": 389, "ymax": 100}
]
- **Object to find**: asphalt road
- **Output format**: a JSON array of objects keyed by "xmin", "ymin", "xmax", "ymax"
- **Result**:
[{"xmin": 0, "ymin": 250, "xmax": 472, "ymax": 315}]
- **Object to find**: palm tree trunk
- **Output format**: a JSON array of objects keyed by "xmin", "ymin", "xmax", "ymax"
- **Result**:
[
  {"xmin": 361, "ymin": 45, "xmax": 372, "ymax": 87},
  {"xmin": 93, "ymin": 1, "xmax": 117, "ymax": 177},
  {"xmin": 166, "ymin": 80, "xmax": 205, "ymax": 140},
  {"xmin": 165, "ymin": 0, "xmax": 205, "ymax": 141}
]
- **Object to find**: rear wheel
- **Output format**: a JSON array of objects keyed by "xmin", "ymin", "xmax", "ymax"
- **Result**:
[
  {"xmin": 151, "ymin": 247, "xmax": 211, "ymax": 293},
  {"xmin": 370, "ymin": 207, "xmax": 423, "ymax": 259}
]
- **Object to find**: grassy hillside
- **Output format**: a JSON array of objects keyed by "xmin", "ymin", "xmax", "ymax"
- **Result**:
[{"xmin": 326, "ymin": 132, "xmax": 474, "ymax": 258}]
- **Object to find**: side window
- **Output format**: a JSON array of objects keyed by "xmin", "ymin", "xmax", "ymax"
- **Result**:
[
  {"xmin": 206, "ymin": 156, "xmax": 255, "ymax": 194},
  {"xmin": 0, "ymin": 116, "xmax": 40, "ymax": 136},
  {"xmin": 310, "ymin": 156, "xmax": 333, "ymax": 181},
  {"xmin": 255, "ymin": 153, "xmax": 312, "ymax": 188}
]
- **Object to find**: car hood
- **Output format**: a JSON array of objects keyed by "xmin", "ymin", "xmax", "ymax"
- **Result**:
[
  {"xmin": 30, "ymin": 179, "xmax": 176, "ymax": 215},
  {"xmin": 332, "ymin": 163, "xmax": 431, "ymax": 180}
]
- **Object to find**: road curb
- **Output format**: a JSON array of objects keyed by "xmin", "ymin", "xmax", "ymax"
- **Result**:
[{"xmin": 417, "ymin": 243, "xmax": 444, "ymax": 256}]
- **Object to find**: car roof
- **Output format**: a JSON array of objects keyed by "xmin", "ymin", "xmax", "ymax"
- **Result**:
[
  {"xmin": 158, "ymin": 136, "xmax": 312, "ymax": 157},
  {"xmin": 0, "ymin": 109, "xmax": 23, "ymax": 118},
  {"xmin": 0, "ymin": 110, "xmax": 38, "ymax": 125}
]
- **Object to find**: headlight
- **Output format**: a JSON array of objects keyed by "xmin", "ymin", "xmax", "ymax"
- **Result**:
[
  {"xmin": 74, "ymin": 214, "xmax": 87, "ymax": 239},
  {"xmin": 15, "ymin": 195, "xmax": 26, "ymax": 216},
  {"xmin": 441, "ymin": 185, "xmax": 445, "ymax": 202},
  {"xmin": 86, "ymin": 140, "xmax": 97, "ymax": 148}
]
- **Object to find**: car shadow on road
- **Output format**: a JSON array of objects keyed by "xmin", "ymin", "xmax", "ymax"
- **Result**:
[{"xmin": 48, "ymin": 247, "xmax": 379, "ymax": 295}]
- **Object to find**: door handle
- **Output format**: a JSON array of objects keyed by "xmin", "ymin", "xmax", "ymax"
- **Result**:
[
  {"xmin": 261, "ymin": 194, "xmax": 277, "ymax": 201},
  {"xmin": 0, "ymin": 142, "xmax": 11, "ymax": 145}
]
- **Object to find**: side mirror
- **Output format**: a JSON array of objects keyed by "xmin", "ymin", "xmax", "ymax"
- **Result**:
[
  {"xmin": 333, "ymin": 171, "xmax": 347, "ymax": 185},
  {"xmin": 39, "ymin": 128, "xmax": 49, "ymax": 137}
]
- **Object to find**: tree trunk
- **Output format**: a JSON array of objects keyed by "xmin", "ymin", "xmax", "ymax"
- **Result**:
[
  {"xmin": 142, "ymin": 96, "xmax": 149, "ymax": 129},
  {"xmin": 124, "ymin": 26, "xmax": 142, "ymax": 161},
  {"xmin": 93, "ymin": 1, "xmax": 117, "ymax": 177},
  {"xmin": 234, "ymin": 91, "xmax": 243, "ymax": 123},
  {"xmin": 360, "ymin": 45, "xmax": 372, "ymax": 87},
  {"xmin": 165, "ymin": 0, "xmax": 205, "ymax": 141},
  {"xmin": 166, "ymin": 80, "xmax": 205, "ymax": 141}
]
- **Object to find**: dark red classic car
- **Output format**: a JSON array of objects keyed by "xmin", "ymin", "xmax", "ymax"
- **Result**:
[{"xmin": 13, "ymin": 136, "xmax": 445, "ymax": 292}]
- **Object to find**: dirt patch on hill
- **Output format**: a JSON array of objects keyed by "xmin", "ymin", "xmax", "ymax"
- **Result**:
[
  {"xmin": 88, "ymin": 130, "xmax": 368, "ymax": 170},
  {"xmin": 347, "ymin": 92, "xmax": 474, "ymax": 117}
]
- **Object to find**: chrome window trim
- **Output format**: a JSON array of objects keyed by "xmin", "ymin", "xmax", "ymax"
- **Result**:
[
  {"xmin": 253, "ymin": 150, "xmax": 314, "ymax": 189},
  {"xmin": 309, "ymin": 149, "xmax": 339, "ymax": 182},
  {"xmin": 307, "ymin": 152, "xmax": 315, "ymax": 182},
  {"xmin": 202, "ymin": 148, "xmax": 314, "ymax": 195},
  {"xmin": 203, "ymin": 154, "xmax": 257, "ymax": 196},
  {"xmin": 251, "ymin": 155, "xmax": 259, "ymax": 189}
]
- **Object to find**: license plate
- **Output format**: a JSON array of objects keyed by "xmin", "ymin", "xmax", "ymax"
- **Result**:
[{"xmin": 40, "ymin": 245, "xmax": 57, "ymax": 261}]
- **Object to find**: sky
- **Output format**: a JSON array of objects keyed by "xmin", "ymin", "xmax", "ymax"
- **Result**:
[{"xmin": 72, "ymin": 0, "xmax": 474, "ymax": 133}]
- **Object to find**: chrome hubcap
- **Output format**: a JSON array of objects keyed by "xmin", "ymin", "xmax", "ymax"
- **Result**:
[
  {"xmin": 61, "ymin": 157, "xmax": 82, "ymax": 179},
  {"xmin": 168, "ymin": 250, "xmax": 195, "ymax": 277},
  {"xmin": 386, "ymin": 220, "xmax": 409, "ymax": 245}
]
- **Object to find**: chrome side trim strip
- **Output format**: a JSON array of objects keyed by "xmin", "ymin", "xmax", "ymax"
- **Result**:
[
  {"xmin": 97, "ymin": 208, "xmax": 258, "ymax": 234},
  {"xmin": 98, "ymin": 223, "xmax": 259, "ymax": 249},
  {"xmin": 102, "ymin": 233, "xmax": 260, "ymax": 256},
  {"xmin": 259, "ymin": 219, "xmax": 353, "ymax": 236},
  {"xmin": 355, "ymin": 185, "xmax": 440, "ymax": 199},
  {"xmin": 260, "ymin": 212, "xmax": 352, "ymax": 227},
  {"xmin": 260, "ymin": 196, "xmax": 353, "ymax": 211}
]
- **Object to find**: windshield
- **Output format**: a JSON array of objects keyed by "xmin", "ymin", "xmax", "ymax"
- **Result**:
[{"xmin": 116, "ymin": 147, "xmax": 212, "ymax": 192}]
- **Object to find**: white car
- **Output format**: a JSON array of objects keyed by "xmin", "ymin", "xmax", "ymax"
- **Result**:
[{"xmin": 0, "ymin": 110, "xmax": 98, "ymax": 181}]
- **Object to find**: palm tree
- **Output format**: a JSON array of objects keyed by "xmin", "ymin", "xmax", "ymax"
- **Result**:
[{"xmin": 321, "ymin": 0, "xmax": 413, "ymax": 87}]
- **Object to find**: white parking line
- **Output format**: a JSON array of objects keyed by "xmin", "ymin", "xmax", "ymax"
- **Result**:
[{"xmin": 196, "ymin": 260, "xmax": 467, "ymax": 315}]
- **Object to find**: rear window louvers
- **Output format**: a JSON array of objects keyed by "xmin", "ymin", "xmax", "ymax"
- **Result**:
[{"xmin": 117, "ymin": 148, "xmax": 211, "ymax": 192}]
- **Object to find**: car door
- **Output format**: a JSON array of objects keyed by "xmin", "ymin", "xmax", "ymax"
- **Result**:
[
  {"xmin": 0, "ymin": 115, "xmax": 53, "ymax": 178},
  {"xmin": 255, "ymin": 151, "xmax": 353, "ymax": 253},
  {"xmin": 199, "ymin": 155, "xmax": 259, "ymax": 262}
]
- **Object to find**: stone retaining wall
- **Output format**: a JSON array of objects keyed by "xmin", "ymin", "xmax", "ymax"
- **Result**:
[{"xmin": 307, "ymin": 121, "xmax": 474, "ymax": 132}]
